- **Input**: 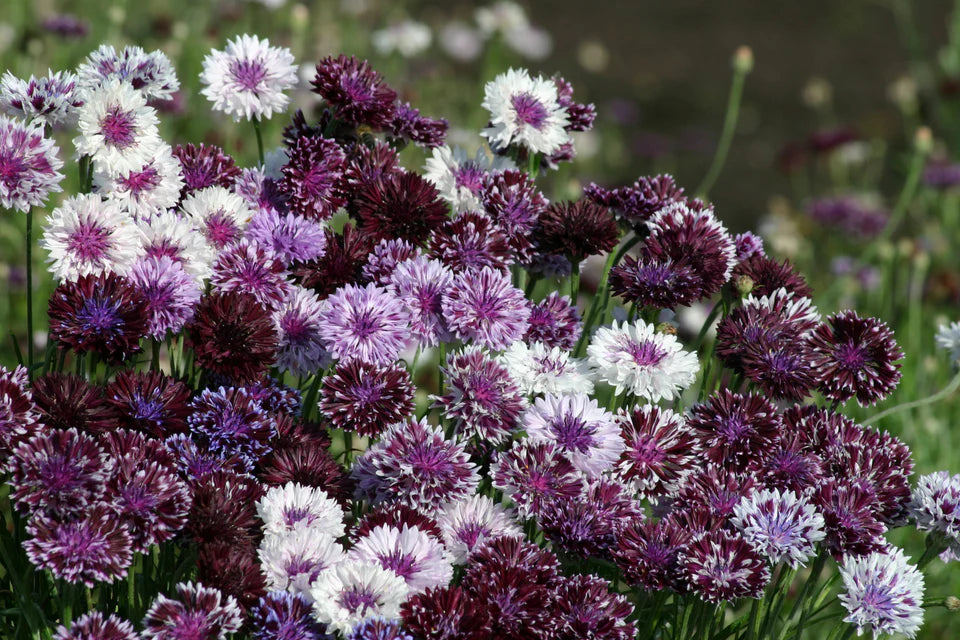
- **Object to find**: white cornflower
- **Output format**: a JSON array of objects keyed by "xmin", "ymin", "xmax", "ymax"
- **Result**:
[
  {"xmin": 437, "ymin": 494, "xmax": 522, "ymax": 564},
  {"xmin": 910, "ymin": 471, "xmax": 960, "ymax": 552},
  {"xmin": 74, "ymin": 78, "xmax": 161, "ymax": 175},
  {"xmin": 372, "ymin": 20, "xmax": 433, "ymax": 57},
  {"xmin": 587, "ymin": 320, "xmax": 699, "ymax": 401},
  {"xmin": 423, "ymin": 145, "xmax": 515, "ymax": 212},
  {"xmin": 310, "ymin": 561, "xmax": 410, "ymax": 635},
  {"xmin": 503, "ymin": 25, "xmax": 553, "ymax": 61},
  {"xmin": 40, "ymin": 194, "xmax": 143, "ymax": 282},
  {"xmin": 439, "ymin": 22, "xmax": 483, "ymax": 63},
  {"xmin": 179, "ymin": 185, "xmax": 253, "ymax": 251},
  {"xmin": 481, "ymin": 68, "xmax": 570, "ymax": 155},
  {"xmin": 0, "ymin": 69, "xmax": 81, "ymax": 126},
  {"xmin": 77, "ymin": 45, "xmax": 179, "ymax": 100},
  {"xmin": 839, "ymin": 547, "xmax": 924, "ymax": 639},
  {"xmin": 475, "ymin": 1, "xmax": 529, "ymax": 37},
  {"xmin": 523, "ymin": 392, "xmax": 623, "ymax": 476},
  {"xmin": 200, "ymin": 34, "xmax": 298, "ymax": 121},
  {"xmin": 501, "ymin": 341, "xmax": 593, "ymax": 396},
  {"xmin": 94, "ymin": 142, "xmax": 183, "ymax": 218},
  {"xmin": 258, "ymin": 529, "xmax": 346, "ymax": 599},
  {"xmin": 256, "ymin": 482, "xmax": 345, "ymax": 539},
  {"xmin": 137, "ymin": 209, "xmax": 215, "ymax": 283},
  {"xmin": 935, "ymin": 321, "xmax": 960, "ymax": 363},
  {"xmin": 349, "ymin": 525, "xmax": 453, "ymax": 593},
  {"xmin": 732, "ymin": 488, "xmax": 825, "ymax": 568}
]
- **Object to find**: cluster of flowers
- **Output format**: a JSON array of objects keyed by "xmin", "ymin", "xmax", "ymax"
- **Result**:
[{"xmin": 1, "ymin": 32, "xmax": 959, "ymax": 640}]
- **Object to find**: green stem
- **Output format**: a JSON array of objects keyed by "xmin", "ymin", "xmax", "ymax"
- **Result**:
[
  {"xmin": 151, "ymin": 339, "xmax": 161, "ymax": 372},
  {"xmin": 253, "ymin": 116, "xmax": 265, "ymax": 166},
  {"xmin": 695, "ymin": 53, "xmax": 751, "ymax": 199},
  {"xmin": 25, "ymin": 207, "xmax": 33, "ymax": 379},
  {"xmin": 574, "ymin": 235, "xmax": 641, "ymax": 357},
  {"xmin": 790, "ymin": 551, "xmax": 828, "ymax": 640},
  {"xmin": 864, "ymin": 369, "xmax": 960, "ymax": 426},
  {"xmin": 569, "ymin": 257, "xmax": 580, "ymax": 302}
]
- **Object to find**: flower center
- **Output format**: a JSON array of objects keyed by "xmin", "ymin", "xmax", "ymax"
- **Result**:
[
  {"xmin": 118, "ymin": 166, "xmax": 161, "ymax": 195},
  {"xmin": 511, "ymin": 92, "xmax": 549, "ymax": 130},
  {"xmin": 338, "ymin": 587, "xmax": 379, "ymax": 616},
  {"xmin": 551, "ymin": 415, "xmax": 595, "ymax": 453},
  {"xmin": 67, "ymin": 222, "xmax": 111, "ymax": 263},
  {"xmin": 834, "ymin": 342, "xmax": 868, "ymax": 371},
  {"xmin": 229, "ymin": 59, "xmax": 268, "ymax": 93},
  {"xmin": 99, "ymin": 106, "xmax": 138, "ymax": 149}
]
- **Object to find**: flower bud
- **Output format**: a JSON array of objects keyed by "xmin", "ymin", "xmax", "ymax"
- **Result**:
[
  {"xmin": 656, "ymin": 322, "xmax": 677, "ymax": 336},
  {"xmin": 733, "ymin": 46, "xmax": 754, "ymax": 74},
  {"xmin": 946, "ymin": 596, "xmax": 960, "ymax": 611},
  {"xmin": 915, "ymin": 126, "xmax": 933, "ymax": 155},
  {"xmin": 736, "ymin": 275, "xmax": 755, "ymax": 297}
]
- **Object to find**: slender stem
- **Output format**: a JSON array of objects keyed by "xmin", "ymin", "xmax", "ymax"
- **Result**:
[
  {"xmin": 864, "ymin": 369, "xmax": 960, "ymax": 426},
  {"xmin": 252, "ymin": 116, "xmax": 265, "ymax": 166},
  {"xmin": 569, "ymin": 257, "xmax": 580, "ymax": 302},
  {"xmin": 151, "ymin": 339, "xmax": 161, "ymax": 372},
  {"xmin": 695, "ymin": 52, "xmax": 751, "ymax": 199},
  {"xmin": 25, "ymin": 207, "xmax": 34, "ymax": 379}
]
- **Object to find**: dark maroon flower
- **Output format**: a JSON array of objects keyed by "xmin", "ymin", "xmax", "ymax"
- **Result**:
[
  {"xmin": 187, "ymin": 292, "xmax": 278, "ymax": 384},
  {"xmin": 186, "ymin": 470, "xmax": 264, "ymax": 546},
  {"xmin": 363, "ymin": 238, "xmax": 421, "ymax": 284},
  {"xmin": 353, "ymin": 503, "xmax": 443, "ymax": 541},
  {"xmin": 554, "ymin": 75, "xmax": 596, "ymax": 133},
  {"xmin": 25, "ymin": 506, "xmax": 133, "ymax": 587},
  {"xmin": 491, "ymin": 440, "xmax": 583, "ymax": 519},
  {"xmin": 0, "ymin": 365, "xmax": 38, "ymax": 457},
  {"xmin": 282, "ymin": 109, "xmax": 326, "ymax": 147},
  {"xmin": 173, "ymin": 143, "xmax": 241, "ymax": 198},
  {"xmin": 808, "ymin": 127, "xmax": 859, "ymax": 154},
  {"xmin": 10, "ymin": 427, "xmax": 111, "ymax": 517},
  {"xmin": 757, "ymin": 432, "xmax": 824, "ymax": 496},
  {"xmin": 539, "ymin": 479, "xmax": 641, "ymax": 558},
  {"xmin": 54, "ymin": 611, "xmax": 139, "ymax": 640},
  {"xmin": 481, "ymin": 169, "xmax": 548, "ymax": 260},
  {"xmin": 197, "ymin": 542, "xmax": 267, "ymax": 612},
  {"xmin": 551, "ymin": 574, "xmax": 635, "ymax": 640},
  {"xmin": 340, "ymin": 140, "xmax": 401, "ymax": 202},
  {"xmin": 402, "ymin": 585, "xmax": 491, "ymax": 640},
  {"xmin": 524, "ymin": 292, "xmax": 581, "ymax": 350},
  {"xmin": 251, "ymin": 591, "xmax": 328, "ymax": 640},
  {"xmin": 354, "ymin": 171, "xmax": 449, "ymax": 245},
  {"xmin": 292, "ymin": 223, "xmax": 373, "ymax": 298},
  {"xmin": 533, "ymin": 199, "xmax": 619, "ymax": 260},
  {"xmin": 428, "ymin": 211, "xmax": 513, "ymax": 274},
  {"xmin": 682, "ymin": 528, "xmax": 770, "ymax": 603},
  {"xmin": 615, "ymin": 405, "xmax": 699, "ymax": 500},
  {"xmin": 807, "ymin": 311, "xmax": 903, "ymax": 406},
  {"xmin": 812, "ymin": 481, "xmax": 886, "ymax": 558},
  {"xmin": 311, "ymin": 55, "xmax": 398, "ymax": 128},
  {"xmin": 688, "ymin": 391, "xmax": 781, "ymax": 471},
  {"xmin": 389, "ymin": 102, "xmax": 449, "ymax": 148},
  {"xmin": 281, "ymin": 135, "xmax": 348, "ymax": 220},
  {"xmin": 101, "ymin": 370, "xmax": 192, "ymax": 438},
  {"xmin": 734, "ymin": 232, "xmax": 765, "ymax": 262},
  {"xmin": 610, "ymin": 255, "xmax": 702, "ymax": 310},
  {"xmin": 188, "ymin": 387, "xmax": 276, "ymax": 471},
  {"xmin": 319, "ymin": 361, "xmax": 415, "ymax": 438},
  {"xmin": 584, "ymin": 174, "xmax": 685, "ymax": 227},
  {"xmin": 732, "ymin": 254, "xmax": 812, "ymax": 298},
  {"xmin": 258, "ymin": 445, "xmax": 351, "ymax": 506},
  {"xmin": 675, "ymin": 465, "xmax": 758, "ymax": 521},
  {"xmin": 614, "ymin": 519, "xmax": 691, "ymax": 592},
  {"xmin": 142, "ymin": 581, "xmax": 244, "ymax": 639},
  {"xmin": 48, "ymin": 273, "xmax": 147, "ymax": 365}
]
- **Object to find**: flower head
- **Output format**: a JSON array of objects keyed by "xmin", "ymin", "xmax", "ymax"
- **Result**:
[
  {"xmin": 180, "ymin": 185, "xmax": 253, "ymax": 251},
  {"xmin": 54, "ymin": 611, "xmax": 139, "ymax": 640},
  {"xmin": 188, "ymin": 386, "xmax": 276, "ymax": 470},
  {"xmin": 247, "ymin": 208, "xmax": 327, "ymax": 266},
  {"xmin": 615, "ymin": 405, "xmax": 699, "ymax": 500},
  {"xmin": 173, "ymin": 143, "xmax": 241, "ymax": 196},
  {"xmin": 320, "ymin": 361, "xmax": 415, "ymax": 437},
  {"xmin": 318, "ymin": 283, "xmax": 410, "ymax": 366},
  {"xmin": 1, "ymin": 70, "xmax": 82, "ymax": 126},
  {"xmin": 250, "ymin": 591, "xmax": 328, "ymax": 640},
  {"xmin": 211, "ymin": 240, "xmax": 292, "ymax": 309},
  {"xmin": 188, "ymin": 292, "xmax": 278, "ymax": 383},
  {"xmin": 424, "ymin": 145, "xmax": 515, "ymax": 213},
  {"xmin": 584, "ymin": 173, "xmax": 685, "ymax": 227},
  {"xmin": 523, "ymin": 393, "xmax": 622, "ymax": 476},
  {"xmin": 311, "ymin": 55, "xmax": 398, "ymax": 128},
  {"xmin": 101, "ymin": 370, "xmax": 191, "ymax": 438},
  {"xmin": 482, "ymin": 68, "xmax": 570, "ymax": 154},
  {"xmin": 688, "ymin": 391, "xmax": 781, "ymax": 471},
  {"xmin": 534, "ymin": 199, "xmax": 619, "ymax": 260},
  {"xmin": 910, "ymin": 471, "xmax": 960, "ymax": 552},
  {"xmin": 437, "ymin": 495, "xmax": 522, "ymax": 564},
  {"xmin": 682, "ymin": 529, "xmax": 770, "ymax": 603},
  {"xmin": 138, "ymin": 209, "xmax": 215, "ymax": 283},
  {"xmin": 350, "ymin": 524, "xmax": 453, "ymax": 593},
  {"xmin": 127, "ymin": 255, "xmax": 201, "ymax": 338},
  {"xmin": 273, "ymin": 285, "xmax": 330, "ymax": 376},
  {"xmin": 732, "ymin": 488, "xmax": 825, "ymax": 568},
  {"xmin": 355, "ymin": 171, "xmax": 449, "ymax": 245},
  {"xmin": 309, "ymin": 561, "xmax": 410, "ymax": 635},
  {"xmin": 259, "ymin": 529, "xmax": 346, "ymax": 598},
  {"xmin": 142, "ymin": 581, "xmax": 244, "ymax": 640},
  {"xmin": 525, "ymin": 292, "xmax": 581, "ymax": 350},
  {"xmin": 281, "ymin": 134, "xmax": 347, "ymax": 220},
  {"xmin": 442, "ymin": 266, "xmax": 530, "ymax": 350},
  {"xmin": 0, "ymin": 115, "xmax": 64, "ymax": 212},
  {"xmin": 501, "ymin": 341, "xmax": 593, "ymax": 396},
  {"xmin": 200, "ymin": 35, "xmax": 298, "ymax": 121},
  {"xmin": 77, "ymin": 45, "xmax": 179, "ymax": 100},
  {"xmin": 0, "ymin": 365, "xmax": 39, "ymax": 458},
  {"xmin": 428, "ymin": 211, "xmax": 513, "ymax": 274},
  {"xmin": 492, "ymin": 440, "xmax": 583, "ymax": 518},
  {"xmin": 387, "ymin": 256, "xmax": 453, "ymax": 348},
  {"xmin": 257, "ymin": 482, "xmax": 345, "ymax": 539},
  {"xmin": 94, "ymin": 143, "xmax": 183, "ymax": 218},
  {"xmin": 839, "ymin": 548, "xmax": 924, "ymax": 639},
  {"xmin": 74, "ymin": 79, "xmax": 161, "ymax": 175},
  {"xmin": 935, "ymin": 321, "xmax": 960, "ymax": 363}
]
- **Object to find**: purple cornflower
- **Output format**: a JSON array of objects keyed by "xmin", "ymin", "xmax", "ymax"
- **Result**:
[
  {"xmin": 0, "ymin": 365, "xmax": 39, "ymax": 458},
  {"xmin": 435, "ymin": 346, "xmax": 527, "ymax": 444},
  {"xmin": 610, "ymin": 255, "xmax": 702, "ymax": 310},
  {"xmin": 615, "ymin": 404, "xmax": 700, "ymax": 500},
  {"xmin": 318, "ymin": 283, "xmax": 410, "ymax": 365},
  {"xmin": 523, "ymin": 393, "xmax": 623, "ymax": 476},
  {"xmin": 281, "ymin": 135, "xmax": 347, "ymax": 220},
  {"xmin": 554, "ymin": 75, "xmax": 596, "ymax": 133},
  {"xmin": 250, "ymin": 591, "xmax": 328, "ymax": 640},
  {"xmin": 534, "ymin": 199, "xmax": 619, "ymax": 260},
  {"xmin": 354, "ymin": 171, "xmax": 449, "ymax": 245},
  {"xmin": 77, "ymin": 44, "xmax": 179, "ymax": 100},
  {"xmin": 320, "ymin": 361, "xmax": 415, "ymax": 437},
  {"xmin": 807, "ymin": 311, "xmax": 903, "ymax": 406},
  {"xmin": 173, "ymin": 143, "xmax": 241, "ymax": 197},
  {"xmin": 524, "ymin": 292, "xmax": 581, "ymax": 350},
  {"xmin": 675, "ymin": 465, "xmax": 758, "ymax": 521},
  {"xmin": 142, "ymin": 582, "xmax": 244, "ymax": 640},
  {"xmin": 24, "ymin": 506, "xmax": 132, "ymax": 587},
  {"xmin": 363, "ymin": 238, "xmax": 421, "ymax": 284},
  {"xmin": 442, "ymin": 266, "xmax": 530, "ymax": 350},
  {"xmin": 551, "ymin": 574, "xmax": 635, "ymax": 640},
  {"xmin": 9, "ymin": 427, "xmax": 111, "ymax": 516},
  {"xmin": 813, "ymin": 481, "xmax": 887, "ymax": 558},
  {"xmin": 0, "ymin": 115, "xmax": 64, "ymax": 211},
  {"xmin": 234, "ymin": 167, "xmax": 288, "ymax": 215},
  {"xmin": 1, "ymin": 70, "xmax": 82, "ymax": 126},
  {"xmin": 688, "ymin": 391, "xmax": 781, "ymax": 471},
  {"xmin": 682, "ymin": 528, "xmax": 770, "ymax": 603},
  {"xmin": 911, "ymin": 471, "xmax": 960, "ymax": 553},
  {"xmin": 614, "ymin": 519, "xmax": 691, "ymax": 592},
  {"xmin": 539, "ymin": 478, "xmax": 641, "ymax": 558},
  {"xmin": 189, "ymin": 387, "xmax": 276, "ymax": 471},
  {"xmin": 584, "ymin": 174, "xmax": 685, "ymax": 227},
  {"xmin": 101, "ymin": 370, "xmax": 191, "ymax": 438},
  {"xmin": 732, "ymin": 488, "xmax": 825, "ymax": 568},
  {"xmin": 389, "ymin": 101, "xmax": 448, "ymax": 148},
  {"xmin": 481, "ymin": 169, "xmax": 548, "ymax": 260},
  {"xmin": 807, "ymin": 196, "xmax": 888, "ymax": 239},
  {"xmin": 388, "ymin": 255, "xmax": 453, "ymax": 347},
  {"xmin": 311, "ymin": 55, "xmax": 398, "ymax": 128},
  {"xmin": 923, "ymin": 161, "xmax": 960, "ymax": 189},
  {"xmin": 349, "ymin": 524, "xmax": 453, "ymax": 593},
  {"xmin": 733, "ymin": 254, "xmax": 812, "ymax": 298},
  {"xmin": 292, "ymin": 223, "xmax": 374, "ymax": 297},
  {"xmin": 838, "ymin": 548, "xmax": 925, "ymax": 639},
  {"xmin": 41, "ymin": 14, "xmax": 89, "ymax": 38},
  {"xmin": 211, "ymin": 241, "xmax": 292, "ymax": 310},
  {"xmin": 127, "ymin": 255, "xmax": 201, "ymax": 338},
  {"xmin": 349, "ymin": 618, "xmax": 414, "ymax": 640},
  {"xmin": 246, "ymin": 209, "xmax": 327, "ymax": 266},
  {"xmin": 54, "ymin": 611, "xmax": 139, "ymax": 640},
  {"xmin": 734, "ymin": 231, "xmax": 765, "ymax": 262},
  {"xmin": 273, "ymin": 285, "xmax": 330, "ymax": 376},
  {"xmin": 428, "ymin": 211, "xmax": 513, "ymax": 274},
  {"xmin": 352, "ymin": 418, "xmax": 479, "ymax": 514},
  {"xmin": 188, "ymin": 292, "xmax": 279, "ymax": 384},
  {"xmin": 402, "ymin": 586, "xmax": 491, "ymax": 640},
  {"xmin": 491, "ymin": 440, "xmax": 584, "ymax": 518}
]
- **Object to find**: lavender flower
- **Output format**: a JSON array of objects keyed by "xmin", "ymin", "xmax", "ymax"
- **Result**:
[
  {"xmin": 442, "ymin": 266, "xmax": 530, "ymax": 350},
  {"xmin": 523, "ymin": 392, "xmax": 622, "ymax": 476},
  {"xmin": 127, "ymin": 255, "xmax": 201, "ymax": 338},
  {"xmin": 0, "ymin": 365, "xmax": 39, "ymax": 458},
  {"xmin": 732, "ymin": 488, "xmax": 825, "ymax": 567},
  {"xmin": 247, "ymin": 209, "xmax": 327, "ymax": 266},
  {"xmin": 250, "ymin": 591, "xmax": 329, "ymax": 640},
  {"xmin": 273, "ymin": 285, "xmax": 330, "ymax": 376},
  {"xmin": 363, "ymin": 238, "xmax": 421, "ymax": 285},
  {"xmin": 387, "ymin": 255, "xmax": 453, "ymax": 347},
  {"xmin": 318, "ymin": 283, "xmax": 410, "ymax": 365}
]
